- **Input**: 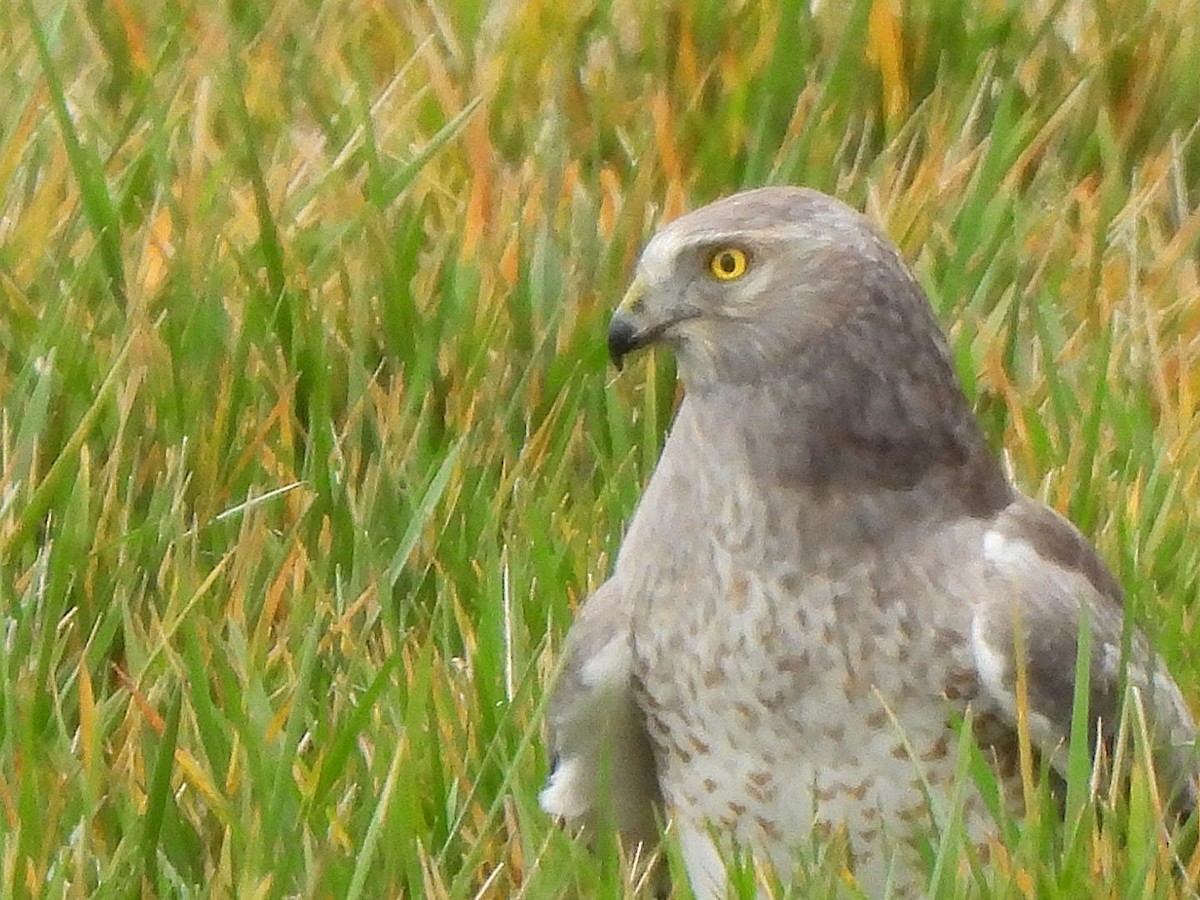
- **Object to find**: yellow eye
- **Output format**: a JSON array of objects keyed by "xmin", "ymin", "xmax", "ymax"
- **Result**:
[{"xmin": 708, "ymin": 248, "xmax": 748, "ymax": 281}]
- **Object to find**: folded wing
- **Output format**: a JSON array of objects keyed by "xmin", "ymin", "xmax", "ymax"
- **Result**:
[
  {"xmin": 969, "ymin": 497, "xmax": 1198, "ymax": 818},
  {"xmin": 540, "ymin": 579, "xmax": 662, "ymax": 848}
]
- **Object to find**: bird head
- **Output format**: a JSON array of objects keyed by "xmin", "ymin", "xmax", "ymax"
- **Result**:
[
  {"xmin": 608, "ymin": 185, "xmax": 1010, "ymax": 512},
  {"xmin": 608, "ymin": 187, "xmax": 924, "ymax": 389}
]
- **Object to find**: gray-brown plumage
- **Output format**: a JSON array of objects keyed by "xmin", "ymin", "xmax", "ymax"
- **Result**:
[{"xmin": 540, "ymin": 186, "xmax": 1197, "ymax": 897}]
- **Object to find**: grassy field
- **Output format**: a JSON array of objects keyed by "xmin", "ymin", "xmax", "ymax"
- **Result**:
[{"xmin": 3, "ymin": 0, "xmax": 1200, "ymax": 896}]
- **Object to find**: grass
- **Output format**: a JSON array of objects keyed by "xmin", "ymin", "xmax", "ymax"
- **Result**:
[{"xmin": 2, "ymin": 0, "xmax": 1200, "ymax": 895}]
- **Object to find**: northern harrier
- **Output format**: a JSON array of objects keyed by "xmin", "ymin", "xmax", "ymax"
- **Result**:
[{"xmin": 540, "ymin": 187, "xmax": 1197, "ymax": 897}]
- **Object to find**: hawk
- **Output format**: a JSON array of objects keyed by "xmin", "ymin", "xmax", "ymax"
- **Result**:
[{"xmin": 540, "ymin": 186, "xmax": 1197, "ymax": 897}]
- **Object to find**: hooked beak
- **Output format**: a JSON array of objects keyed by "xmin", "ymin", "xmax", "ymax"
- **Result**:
[
  {"xmin": 607, "ymin": 311, "xmax": 642, "ymax": 370},
  {"xmin": 607, "ymin": 275, "xmax": 662, "ymax": 369}
]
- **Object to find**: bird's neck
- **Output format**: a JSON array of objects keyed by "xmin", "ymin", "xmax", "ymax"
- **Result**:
[{"xmin": 679, "ymin": 317, "xmax": 1012, "ymax": 523}]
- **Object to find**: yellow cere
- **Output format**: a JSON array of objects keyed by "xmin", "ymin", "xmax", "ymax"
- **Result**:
[{"xmin": 709, "ymin": 247, "xmax": 748, "ymax": 280}]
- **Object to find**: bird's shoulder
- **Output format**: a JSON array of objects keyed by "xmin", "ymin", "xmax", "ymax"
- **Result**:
[
  {"xmin": 546, "ymin": 579, "xmax": 636, "ymax": 726},
  {"xmin": 979, "ymin": 493, "xmax": 1123, "ymax": 607}
]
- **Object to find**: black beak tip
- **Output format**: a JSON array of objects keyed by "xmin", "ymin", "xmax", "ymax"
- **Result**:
[{"xmin": 607, "ymin": 314, "xmax": 639, "ymax": 370}]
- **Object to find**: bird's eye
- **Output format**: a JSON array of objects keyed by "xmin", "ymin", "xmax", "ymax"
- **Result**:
[{"xmin": 708, "ymin": 248, "xmax": 748, "ymax": 281}]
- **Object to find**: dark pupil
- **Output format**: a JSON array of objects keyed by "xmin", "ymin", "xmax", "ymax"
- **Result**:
[{"xmin": 719, "ymin": 253, "xmax": 735, "ymax": 272}]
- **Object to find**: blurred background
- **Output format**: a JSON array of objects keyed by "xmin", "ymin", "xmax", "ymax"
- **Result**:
[{"xmin": 2, "ymin": 0, "xmax": 1199, "ymax": 895}]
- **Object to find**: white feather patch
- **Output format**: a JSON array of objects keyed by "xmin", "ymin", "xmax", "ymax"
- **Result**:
[
  {"xmin": 981, "ymin": 528, "xmax": 1034, "ymax": 571},
  {"xmin": 970, "ymin": 612, "xmax": 1063, "ymax": 756},
  {"xmin": 540, "ymin": 757, "xmax": 589, "ymax": 820},
  {"xmin": 970, "ymin": 614, "xmax": 1009, "ymax": 701},
  {"xmin": 580, "ymin": 634, "xmax": 633, "ymax": 690}
]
